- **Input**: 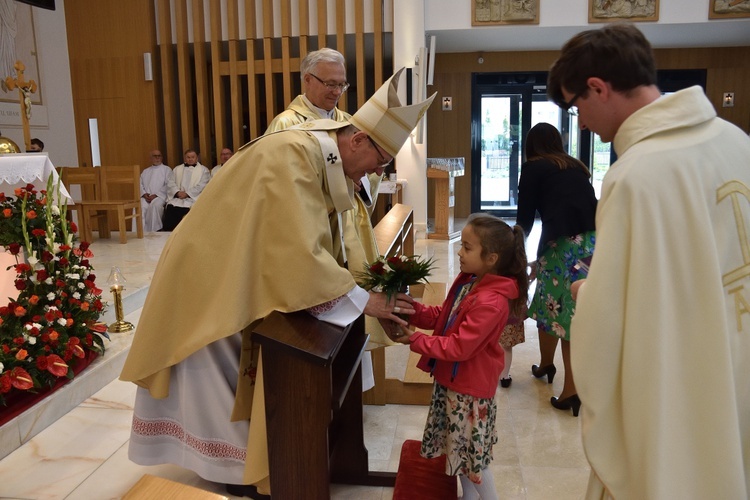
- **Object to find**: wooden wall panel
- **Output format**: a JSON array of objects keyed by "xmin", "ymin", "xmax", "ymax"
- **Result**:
[
  {"xmin": 192, "ymin": 0, "xmax": 212, "ymax": 163},
  {"xmin": 210, "ymin": 0, "xmax": 227, "ymax": 153},
  {"xmin": 427, "ymin": 46, "xmax": 750, "ymax": 219},
  {"xmin": 65, "ymin": 0, "xmax": 161, "ymax": 169}
]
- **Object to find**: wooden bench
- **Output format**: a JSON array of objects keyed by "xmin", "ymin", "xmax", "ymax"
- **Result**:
[{"xmin": 363, "ymin": 203, "xmax": 440, "ymax": 406}]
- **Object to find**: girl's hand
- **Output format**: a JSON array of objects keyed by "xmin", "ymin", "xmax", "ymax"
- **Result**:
[{"xmin": 379, "ymin": 319, "xmax": 415, "ymax": 344}]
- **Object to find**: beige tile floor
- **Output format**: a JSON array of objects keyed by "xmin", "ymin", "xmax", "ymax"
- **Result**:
[{"xmin": 0, "ymin": 221, "xmax": 591, "ymax": 499}]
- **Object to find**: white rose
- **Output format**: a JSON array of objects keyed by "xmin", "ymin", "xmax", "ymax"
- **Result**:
[
  {"xmin": 57, "ymin": 318, "xmax": 67, "ymax": 327},
  {"xmin": 0, "ymin": 362, "xmax": 4, "ymax": 373},
  {"xmin": 47, "ymin": 292, "xmax": 55, "ymax": 301},
  {"xmin": 27, "ymin": 336, "xmax": 37, "ymax": 345},
  {"xmin": 73, "ymin": 292, "xmax": 81, "ymax": 300},
  {"xmin": 51, "ymin": 205, "xmax": 60, "ymax": 216},
  {"xmin": 77, "ymin": 282, "xmax": 85, "ymax": 289}
]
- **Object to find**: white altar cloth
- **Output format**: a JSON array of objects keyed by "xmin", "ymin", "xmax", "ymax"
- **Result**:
[{"xmin": 0, "ymin": 153, "xmax": 71, "ymax": 201}]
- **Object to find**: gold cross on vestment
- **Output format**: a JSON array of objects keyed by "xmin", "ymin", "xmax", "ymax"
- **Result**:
[{"xmin": 4, "ymin": 60, "xmax": 38, "ymax": 152}]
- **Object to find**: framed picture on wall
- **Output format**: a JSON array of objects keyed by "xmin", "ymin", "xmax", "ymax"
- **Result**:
[
  {"xmin": 589, "ymin": 0, "xmax": 660, "ymax": 23},
  {"xmin": 709, "ymin": 0, "xmax": 750, "ymax": 19},
  {"xmin": 472, "ymin": 0, "xmax": 540, "ymax": 26}
]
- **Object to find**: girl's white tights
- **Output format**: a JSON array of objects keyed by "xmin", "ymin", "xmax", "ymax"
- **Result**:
[
  {"xmin": 459, "ymin": 470, "xmax": 498, "ymax": 500},
  {"xmin": 500, "ymin": 346, "xmax": 513, "ymax": 380}
]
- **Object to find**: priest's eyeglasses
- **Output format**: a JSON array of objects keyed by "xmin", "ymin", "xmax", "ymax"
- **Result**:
[
  {"xmin": 309, "ymin": 73, "xmax": 350, "ymax": 93},
  {"xmin": 366, "ymin": 135, "xmax": 393, "ymax": 168},
  {"xmin": 562, "ymin": 91, "xmax": 583, "ymax": 116}
]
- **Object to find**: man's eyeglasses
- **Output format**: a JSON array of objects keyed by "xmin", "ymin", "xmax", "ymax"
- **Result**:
[
  {"xmin": 309, "ymin": 73, "xmax": 350, "ymax": 93},
  {"xmin": 366, "ymin": 135, "xmax": 392, "ymax": 168},
  {"xmin": 562, "ymin": 91, "xmax": 583, "ymax": 116}
]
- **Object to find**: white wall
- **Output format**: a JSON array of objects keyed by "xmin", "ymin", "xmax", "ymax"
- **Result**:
[
  {"xmin": 393, "ymin": 0, "xmax": 430, "ymax": 235},
  {"xmin": 425, "ymin": 0, "xmax": 750, "ymax": 51},
  {"xmin": 2, "ymin": 0, "xmax": 77, "ymax": 167}
]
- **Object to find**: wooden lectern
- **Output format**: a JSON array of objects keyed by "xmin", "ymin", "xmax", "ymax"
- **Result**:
[
  {"xmin": 427, "ymin": 158, "xmax": 465, "ymax": 240},
  {"xmin": 253, "ymin": 312, "xmax": 395, "ymax": 499}
]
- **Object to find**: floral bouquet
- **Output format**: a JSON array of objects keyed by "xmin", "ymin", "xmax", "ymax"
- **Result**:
[
  {"xmin": 0, "ymin": 177, "xmax": 108, "ymax": 406},
  {"xmin": 358, "ymin": 254, "xmax": 436, "ymax": 300}
]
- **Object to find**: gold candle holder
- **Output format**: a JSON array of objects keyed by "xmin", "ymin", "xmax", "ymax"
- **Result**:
[{"xmin": 107, "ymin": 266, "xmax": 134, "ymax": 333}]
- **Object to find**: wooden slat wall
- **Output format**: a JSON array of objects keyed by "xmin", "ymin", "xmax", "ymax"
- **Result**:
[{"xmin": 152, "ymin": 0, "xmax": 389, "ymax": 164}]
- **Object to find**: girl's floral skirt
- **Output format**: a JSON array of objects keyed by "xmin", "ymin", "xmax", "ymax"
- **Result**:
[
  {"xmin": 420, "ymin": 382, "xmax": 497, "ymax": 484},
  {"xmin": 529, "ymin": 231, "xmax": 596, "ymax": 341}
]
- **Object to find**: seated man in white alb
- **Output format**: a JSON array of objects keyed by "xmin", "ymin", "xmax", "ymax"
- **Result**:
[
  {"xmin": 161, "ymin": 149, "xmax": 210, "ymax": 231},
  {"xmin": 211, "ymin": 147, "xmax": 233, "ymax": 178},
  {"xmin": 140, "ymin": 150, "xmax": 171, "ymax": 232}
]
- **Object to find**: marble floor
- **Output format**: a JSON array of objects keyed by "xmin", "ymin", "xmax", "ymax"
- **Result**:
[{"xmin": 0, "ymin": 221, "xmax": 591, "ymax": 500}]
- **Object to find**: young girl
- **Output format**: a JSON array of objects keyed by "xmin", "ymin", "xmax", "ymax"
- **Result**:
[{"xmin": 392, "ymin": 213, "xmax": 528, "ymax": 500}]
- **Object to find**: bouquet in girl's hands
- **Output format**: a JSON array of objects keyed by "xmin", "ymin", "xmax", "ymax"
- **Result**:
[{"xmin": 358, "ymin": 254, "xmax": 436, "ymax": 300}]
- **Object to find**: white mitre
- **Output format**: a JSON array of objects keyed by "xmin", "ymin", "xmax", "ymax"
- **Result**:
[{"xmin": 349, "ymin": 67, "xmax": 437, "ymax": 157}]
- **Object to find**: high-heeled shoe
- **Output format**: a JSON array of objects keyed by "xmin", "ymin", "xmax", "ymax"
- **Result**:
[
  {"xmin": 531, "ymin": 364, "xmax": 557, "ymax": 384},
  {"xmin": 500, "ymin": 377, "xmax": 512, "ymax": 388},
  {"xmin": 550, "ymin": 394, "xmax": 581, "ymax": 417}
]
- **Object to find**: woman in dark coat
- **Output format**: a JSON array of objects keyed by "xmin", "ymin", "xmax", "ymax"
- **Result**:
[{"xmin": 516, "ymin": 122, "xmax": 597, "ymax": 416}]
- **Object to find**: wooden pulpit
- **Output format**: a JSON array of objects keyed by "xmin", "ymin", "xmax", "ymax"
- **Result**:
[
  {"xmin": 253, "ymin": 312, "xmax": 396, "ymax": 499},
  {"xmin": 427, "ymin": 158, "xmax": 465, "ymax": 240}
]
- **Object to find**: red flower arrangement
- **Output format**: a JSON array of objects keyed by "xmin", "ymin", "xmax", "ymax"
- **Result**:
[
  {"xmin": 0, "ymin": 177, "xmax": 108, "ymax": 406},
  {"xmin": 358, "ymin": 254, "xmax": 436, "ymax": 299}
]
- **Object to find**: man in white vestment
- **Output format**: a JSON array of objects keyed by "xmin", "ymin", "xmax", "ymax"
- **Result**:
[
  {"xmin": 139, "ymin": 150, "xmax": 171, "ymax": 232},
  {"xmin": 161, "ymin": 148, "xmax": 210, "ymax": 231},
  {"xmin": 548, "ymin": 23, "xmax": 750, "ymax": 499},
  {"xmin": 211, "ymin": 147, "xmax": 233, "ymax": 178},
  {"xmin": 120, "ymin": 69, "xmax": 435, "ymax": 498}
]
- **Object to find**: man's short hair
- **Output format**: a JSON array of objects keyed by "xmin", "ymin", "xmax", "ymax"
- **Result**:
[
  {"xmin": 300, "ymin": 48, "xmax": 346, "ymax": 82},
  {"xmin": 30, "ymin": 138, "xmax": 44, "ymax": 150},
  {"xmin": 548, "ymin": 23, "xmax": 657, "ymax": 108}
]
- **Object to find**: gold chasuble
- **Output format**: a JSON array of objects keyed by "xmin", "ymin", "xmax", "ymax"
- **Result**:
[
  {"xmin": 265, "ymin": 94, "xmax": 388, "ymax": 345},
  {"xmin": 120, "ymin": 120, "xmax": 356, "ymax": 402},
  {"xmin": 121, "ymin": 68, "xmax": 436, "ymax": 490}
]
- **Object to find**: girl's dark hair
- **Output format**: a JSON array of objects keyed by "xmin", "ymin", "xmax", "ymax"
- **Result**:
[
  {"xmin": 466, "ymin": 213, "xmax": 529, "ymax": 317},
  {"xmin": 525, "ymin": 122, "xmax": 591, "ymax": 176}
]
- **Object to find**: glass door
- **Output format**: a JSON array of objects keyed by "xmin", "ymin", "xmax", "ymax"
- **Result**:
[
  {"xmin": 471, "ymin": 74, "xmax": 574, "ymax": 217},
  {"xmin": 475, "ymin": 91, "xmax": 523, "ymax": 214}
]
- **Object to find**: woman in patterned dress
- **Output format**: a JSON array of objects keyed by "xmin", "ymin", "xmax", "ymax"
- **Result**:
[{"xmin": 516, "ymin": 122, "xmax": 597, "ymax": 416}]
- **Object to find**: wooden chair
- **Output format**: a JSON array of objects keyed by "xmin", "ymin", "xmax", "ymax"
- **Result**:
[
  {"xmin": 79, "ymin": 165, "xmax": 144, "ymax": 244},
  {"xmin": 58, "ymin": 166, "xmax": 105, "ymax": 243}
]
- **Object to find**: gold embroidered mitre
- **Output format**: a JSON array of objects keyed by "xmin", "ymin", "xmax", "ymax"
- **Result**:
[{"xmin": 349, "ymin": 67, "xmax": 437, "ymax": 157}]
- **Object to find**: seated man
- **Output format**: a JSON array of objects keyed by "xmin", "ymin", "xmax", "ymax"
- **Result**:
[
  {"xmin": 161, "ymin": 149, "xmax": 210, "ymax": 231},
  {"xmin": 140, "ymin": 150, "xmax": 171, "ymax": 232},
  {"xmin": 211, "ymin": 147, "xmax": 233, "ymax": 178}
]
